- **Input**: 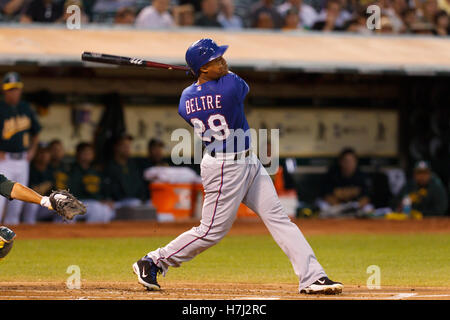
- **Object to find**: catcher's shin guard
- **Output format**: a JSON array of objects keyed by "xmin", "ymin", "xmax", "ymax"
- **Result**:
[{"xmin": 0, "ymin": 226, "xmax": 16, "ymax": 259}]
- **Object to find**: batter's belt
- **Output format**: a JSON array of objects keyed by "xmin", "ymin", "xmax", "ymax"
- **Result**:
[{"xmin": 209, "ymin": 149, "xmax": 251, "ymax": 161}]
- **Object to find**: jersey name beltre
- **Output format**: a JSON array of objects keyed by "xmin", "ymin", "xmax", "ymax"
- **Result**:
[
  {"xmin": 178, "ymin": 72, "xmax": 251, "ymax": 153},
  {"xmin": 184, "ymin": 95, "xmax": 222, "ymax": 115}
]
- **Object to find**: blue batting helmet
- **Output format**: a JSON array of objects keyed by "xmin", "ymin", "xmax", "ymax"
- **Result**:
[{"xmin": 185, "ymin": 39, "xmax": 228, "ymax": 76}]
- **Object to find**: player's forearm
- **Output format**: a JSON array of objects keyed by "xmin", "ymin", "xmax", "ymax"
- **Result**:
[
  {"xmin": 3, "ymin": 0, "xmax": 24, "ymax": 15},
  {"xmin": 10, "ymin": 182, "xmax": 43, "ymax": 205}
]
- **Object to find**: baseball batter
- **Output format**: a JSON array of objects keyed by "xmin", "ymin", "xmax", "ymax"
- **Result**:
[{"xmin": 133, "ymin": 39, "xmax": 343, "ymax": 294}]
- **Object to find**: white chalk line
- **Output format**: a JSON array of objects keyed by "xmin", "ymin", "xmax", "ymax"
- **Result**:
[
  {"xmin": 411, "ymin": 294, "xmax": 450, "ymax": 298},
  {"xmin": 391, "ymin": 293, "xmax": 417, "ymax": 299}
]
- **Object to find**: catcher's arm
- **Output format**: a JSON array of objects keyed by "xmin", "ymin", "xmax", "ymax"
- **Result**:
[
  {"xmin": 10, "ymin": 183, "xmax": 86, "ymax": 220},
  {"xmin": 10, "ymin": 182, "xmax": 46, "ymax": 207}
]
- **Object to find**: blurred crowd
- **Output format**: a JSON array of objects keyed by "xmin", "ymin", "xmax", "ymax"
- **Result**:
[
  {"xmin": 310, "ymin": 147, "xmax": 449, "ymax": 218},
  {"xmin": 0, "ymin": 71, "xmax": 449, "ymax": 225},
  {"xmin": 20, "ymin": 135, "xmax": 169, "ymax": 224},
  {"xmin": 0, "ymin": 0, "xmax": 448, "ymax": 36}
]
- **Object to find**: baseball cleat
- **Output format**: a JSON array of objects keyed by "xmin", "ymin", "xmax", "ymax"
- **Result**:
[
  {"xmin": 133, "ymin": 257, "xmax": 162, "ymax": 291},
  {"xmin": 300, "ymin": 277, "xmax": 343, "ymax": 295}
]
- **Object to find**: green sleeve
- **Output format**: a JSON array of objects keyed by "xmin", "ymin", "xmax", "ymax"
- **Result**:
[{"xmin": 0, "ymin": 174, "xmax": 15, "ymax": 200}]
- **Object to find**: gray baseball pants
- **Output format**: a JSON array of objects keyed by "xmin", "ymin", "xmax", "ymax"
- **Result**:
[{"xmin": 147, "ymin": 152, "xmax": 327, "ymax": 290}]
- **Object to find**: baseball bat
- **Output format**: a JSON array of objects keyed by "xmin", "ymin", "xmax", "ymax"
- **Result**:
[{"xmin": 81, "ymin": 52, "xmax": 190, "ymax": 71}]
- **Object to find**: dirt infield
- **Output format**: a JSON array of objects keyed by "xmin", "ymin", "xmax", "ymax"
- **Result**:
[
  {"xmin": 3, "ymin": 218, "xmax": 449, "ymax": 300},
  {"xmin": 9, "ymin": 217, "xmax": 450, "ymax": 239},
  {"xmin": 1, "ymin": 282, "xmax": 449, "ymax": 300}
]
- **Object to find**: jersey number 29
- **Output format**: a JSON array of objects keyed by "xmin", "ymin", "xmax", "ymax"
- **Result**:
[{"xmin": 191, "ymin": 114, "xmax": 230, "ymax": 142}]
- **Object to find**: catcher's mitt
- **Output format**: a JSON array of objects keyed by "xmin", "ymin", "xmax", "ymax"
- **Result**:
[{"xmin": 49, "ymin": 190, "xmax": 87, "ymax": 220}]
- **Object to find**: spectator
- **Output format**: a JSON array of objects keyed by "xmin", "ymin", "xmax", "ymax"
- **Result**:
[
  {"xmin": 392, "ymin": 0, "xmax": 409, "ymax": 29},
  {"xmin": 433, "ymin": 10, "xmax": 449, "ymax": 35},
  {"xmin": 0, "ymin": 0, "xmax": 26, "ymax": 20},
  {"xmin": 48, "ymin": 139, "xmax": 65, "ymax": 169},
  {"xmin": 379, "ymin": 0, "xmax": 408, "ymax": 33},
  {"xmin": 217, "ymin": 0, "xmax": 243, "ymax": 29},
  {"xmin": 316, "ymin": 0, "xmax": 353, "ymax": 28},
  {"xmin": 195, "ymin": 0, "xmax": 222, "ymax": 27},
  {"xmin": 418, "ymin": 0, "xmax": 439, "ymax": 24},
  {"xmin": 401, "ymin": 7, "xmax": 418, "ymax": 33},
  {"xmin": 376, "ymin": 15, "xmax": 395, "ymax": 33},
  {"xmin": 20, "ymin": 0, "xmax": 64, "ymax": 23},
  {"xmin": 255, "ymin": 10, "xmax": 275, "ymax": 28},
  {"xmin": 138, "ymin": 138, "xmax": 169, "ymax": 200},
  {"xmin": 249, "ymin": 0, "xmax": 284, "ymax": 29},
  {"xmin": 104, "ymin": 134, "xmax": 146, "ymax": 208},
  {"xmin": 282, "ymin": 7, "xmax": 300, "ymax": 29},
  {"xmin": 345, "ymin": 9, "xmax": 372, "ymax": 34},
  {"xmin": 312, "ymin": 0, "xmax": 348, "ymax": 31},
  {"xmin": 138, "ymin": 138, "xmax": 169, "ymax": 185},
  {"xmin": 135, "ymin": 0, "xmax": 174, "ymax": 29},
  {"xmin": 21, "ymin": 145, "xmax": 54, "ymax": 224},
  {"xmin": 178, "ymin": 0, "xmax": 202, "ymax": 12},
  {"xmin": 48, "ymin": 139, "xmax": 70, "ymax": 190},
  {"xmin": 317, "ymin": 147, "xmax": 373, "ymax": 217},
  {"xmin": 396, "ymin": 161, "xmax": 448, "ymax": 216},
  {"xmin": 114, "ymin": 6, "xmax": 136, "ymax": 24},
  {"xmin": 145, "ymin": 138, "xmax": 169, "ymax": 168},
  {"xmin": 277, "ymin": 0, "xmax": 318, "ymax": 29},
  {"xmin": 58, "ymin": 0, "xmax": 89, "ymax": 24},
  {"xmin": 67, "ymin": 142, "xmax": 114, "ymax": 223},
  {"xmin": 172, "ymin": 3, "xmax": 195, "ymax": 26},
  {"xmin": 438, "ymin": 0, "xmax": 450, "ymax": 14},
  {"xmin": 92, "ymin": 0, "xmax": 138, "ymax": 15}
]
